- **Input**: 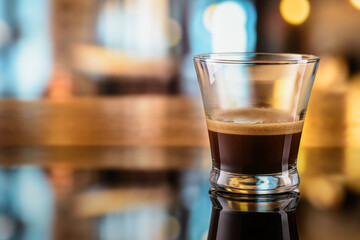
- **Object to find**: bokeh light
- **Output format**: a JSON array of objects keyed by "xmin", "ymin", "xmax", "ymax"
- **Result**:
[
  {"xmin": 96, "ymin": 0, "xmax": 168, "ymax": 58},
  {"xmin": 202, "ymin": 4, "xmax": 218, "ymax": 32},
  {"xmin": 280, "ymin": 0, "xmax": 310, "ymax": 25},
  {"xmin": 312, "ymin": 55, "xmax": 348, "ymax": 91},
  {"xmin": 167, "ymin": 18, "xmax": 182, "ymax": 47},
  {"xmin": 345, "ymin": 148, "xmax": 360, "ymax": 193},
  {"xmin": 303, "ymin": 176, "xmax": 345, "ymax": 210},
  {"xmin": 350, "ymin": 0, "xmax": 360, "ymax": 10},
  {"xmin": 211, "ymin": 2, "xmax": 247, "ymax": 52},
  {"xmin": 196, "ymin": 1, "xmax": 256, "ymax": 55}
]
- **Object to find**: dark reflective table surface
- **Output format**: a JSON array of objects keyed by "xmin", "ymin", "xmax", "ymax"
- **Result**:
[{"xmin": 0, "ymin": 146, "xmax": 359, "ymax": 240}]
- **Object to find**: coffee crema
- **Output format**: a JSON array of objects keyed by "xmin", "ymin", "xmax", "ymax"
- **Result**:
[{"xmin": 207, "ymin": 108, "xmax": 303, "ymax": 175}]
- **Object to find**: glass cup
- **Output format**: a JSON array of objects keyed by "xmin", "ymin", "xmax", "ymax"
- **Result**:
[
  {"xmin": 194, "ymin": 53, "xmax": 319, "ymax": 194},
  {"xmin": 208, "ymin": 189, "xmax": 300, "ymax": 240}
]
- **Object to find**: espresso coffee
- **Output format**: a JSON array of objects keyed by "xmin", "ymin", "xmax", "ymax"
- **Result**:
[{"xmin": 207, "ymin": 108, "xmax": 303, "ymax": 175}]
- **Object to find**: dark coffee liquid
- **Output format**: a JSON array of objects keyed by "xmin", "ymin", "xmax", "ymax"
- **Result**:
[
  {"xmin": 208, "ymin": 208, "xmax": 299, "ymax": 240},
  {"xmin": 207, "ymin": 109, "xmax": 303, "ymax": 174}
]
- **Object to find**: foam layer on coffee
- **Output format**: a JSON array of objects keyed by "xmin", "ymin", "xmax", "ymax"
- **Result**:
[{"xmin": 207, "ymin": 108, "xmax": 303, "ymax": 135}]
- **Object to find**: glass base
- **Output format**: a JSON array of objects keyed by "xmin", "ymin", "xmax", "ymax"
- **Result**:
[{"xmin": 209, "ymin": 167, "xmax": 300, "ymax": 194}]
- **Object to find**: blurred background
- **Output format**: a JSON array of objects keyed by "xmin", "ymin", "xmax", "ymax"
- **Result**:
[
  {"xmin": 1, "ymin": 0, "xmax": 360, "ymax": 239},
  {"xmin": 0, "ymin": 0, "xmax": 359, "ymax": 99}
]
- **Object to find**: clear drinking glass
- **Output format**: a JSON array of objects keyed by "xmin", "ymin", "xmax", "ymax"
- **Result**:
[
  {"xmin": 194, "ymin": 53, "xmax": 320, "ymax": 194},
  {"xmin": 208, "ymin": 189, "xmax": 300, "ymax": 240}
]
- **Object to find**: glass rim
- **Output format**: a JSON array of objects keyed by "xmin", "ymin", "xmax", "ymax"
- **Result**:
[{"xmin": 193, "ymin": 52, "xmax": 320, "ymax": 64}]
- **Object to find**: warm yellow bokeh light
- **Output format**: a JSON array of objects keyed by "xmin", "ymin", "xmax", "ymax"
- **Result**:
[
  {"xmin": 280, "ymin": 0, "xmax": 310, "ymax": 25},
  {"xmin": 350, "ymin": 0, "xmax": 360, "ymax": 10},
  {"xmin": 203, "ymin": 4, "xmax": 218, "ymax": 32}
]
